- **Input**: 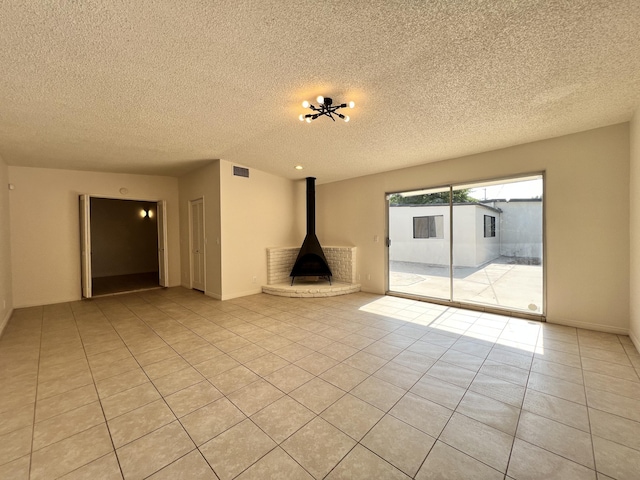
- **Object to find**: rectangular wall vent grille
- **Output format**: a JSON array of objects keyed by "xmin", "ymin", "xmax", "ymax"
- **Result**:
[{"xmin": 233, "ymin": 166, "xmax": 249, "ymax": 178}]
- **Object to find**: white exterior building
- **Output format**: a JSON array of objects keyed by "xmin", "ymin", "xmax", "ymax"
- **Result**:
[{"xmin": 389, "ymin": 199, "xmax": 542, "ymax": 267}]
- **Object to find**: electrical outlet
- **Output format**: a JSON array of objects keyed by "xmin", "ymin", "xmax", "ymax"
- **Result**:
[
  {"xmin": 252, "ymin": 276, "xmax": 257, "ymax": 284},
  {"xmin": 374, "ymin": 235, "xmax": 379, "ymax": 243},
  {"xmin": 366, "ymin": 274, "xmax": 371, "ymax": 281}
]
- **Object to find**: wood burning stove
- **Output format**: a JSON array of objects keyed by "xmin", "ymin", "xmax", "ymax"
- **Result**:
[{"xmin": 290, "ymin": 177, "xmax": 332, "ymax": 285}]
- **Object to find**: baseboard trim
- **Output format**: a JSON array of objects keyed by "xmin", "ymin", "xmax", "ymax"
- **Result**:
[
  {"xmin": 630, "ymin": 329, "xmax": 640, "ymax": 354},
  {"xmin": 14, "ymin": 297, "xmax": 79, "ymax": 309},
  {"xmin": 546, "ymin": 317, "xmax": 629, "ymax": 335},
  {"xmin": 205, "ymin": 291, "xmax": 222, "ymax": 300},
  {"xmin": 0, "ymin": 307, "xmax": 13, "ymax": 339},
  {"xmin": 220, "ymin": 288, "xmax": 263, "ymax": 301}
]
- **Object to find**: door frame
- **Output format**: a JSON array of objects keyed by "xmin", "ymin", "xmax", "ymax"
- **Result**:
[
  {"xmin": 79, "ymin": 194, "xmax": 170, "ymax": 298},
  {"xmin": 157, "ymin": 200, "xmax": 169, "ymax": 288},
  {"xmin": 188, "ymin": 197, "xmax": 206, "ymax": 292}
]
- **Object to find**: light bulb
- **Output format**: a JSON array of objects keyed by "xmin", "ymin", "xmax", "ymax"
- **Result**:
[
  {"xmin": 317, "ymin": 95, "xmax": 324, "ymax": 104},
  {"xmin": 299, "ymin": 114, "xmax": 304, "ymax": 121},
  {"xmin": 305, "ymin": 117, "xmax": 312, "ymax": 123},
  {"xmin": 302, "ymin": 100, "xmax": 310, "ymax": 108},
  {"xmin": 140, "ymin": 210, "xmax": 147, "ymax": 218},
  {"xmin": 148, "ymin": 210, "xmax": 153, "ymax": 218},
  {"xmin": 348, "ymin": 101, "xmax": 355, "ymax": 108},
  {"xmin": 295, "ymin": 165, "xmax": 303, "ymax": 170},
  {"xmin": 344, "ymin": 115, "xmax": 350, "ymax": 122}
]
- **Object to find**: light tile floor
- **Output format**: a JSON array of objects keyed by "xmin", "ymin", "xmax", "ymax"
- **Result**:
[{"xmin": 1, "ymin": 288, "xmax": 639, "ymax": 479}]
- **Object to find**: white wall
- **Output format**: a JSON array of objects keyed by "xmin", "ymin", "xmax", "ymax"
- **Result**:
[
  {"xmin": 9, "ymin": 167, "xmax": 181, "ymax": 307},
  {"xmin": 178, "ymin": 161, "xmax": 222, "ymax": 299},
  {"xmin": 0, "ymin": 156, "xmax": 13, "ymax": 334},
  {"xmin": 495, "ymin": 201, "xmax": 543, "ymax": 260},
  {"xmin": 317, "ymin": 124, "xmax": 630, "ymax": 333},
  {"xmin": 389, "ymin": 205, "xmax": 501, "ymax": 267},
  {"xmin": 219, "ymin": 160, "xmax": 304, "ymax": 300},
  {"xmin": 630, "ymin": 109, "xmax": 640, "ymax": 349},
  {"xmin": 454, "ymin": 206, "xmax": 484, "ymax": 267},
  {"xmin": 389, "ymin": 205, "xmax": 450, "ymax": 265},
  {"xmin": 473, "ymin": 207, "xmax": 500, "ymax": 266}
]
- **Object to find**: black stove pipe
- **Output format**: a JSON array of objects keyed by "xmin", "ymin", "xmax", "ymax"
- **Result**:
[
  {"xmin": 289, "ymin": 176, "xmax": 332, "ymax": 285},
  {"xmin": 306, "ymin": 177, "xmax": 316, "ymax": 235}
]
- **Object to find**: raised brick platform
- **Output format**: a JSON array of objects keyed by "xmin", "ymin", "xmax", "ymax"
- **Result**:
[{"xmin": 262, "ymin": 280, "xmax": 361, "ymax": 297}]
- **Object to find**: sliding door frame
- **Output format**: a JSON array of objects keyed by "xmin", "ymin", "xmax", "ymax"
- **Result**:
[{"xmin": 385, "ymin": 172, "xmax": 546, "ymax": 321}]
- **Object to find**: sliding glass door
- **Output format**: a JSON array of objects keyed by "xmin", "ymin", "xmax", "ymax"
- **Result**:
[
  {"xmin": 388, "ymin": 175, "xmax": 544, "ymax": 315},
  {"xmin": 388, "ymin": 186, "xmax": 451, "ymax": 301}
]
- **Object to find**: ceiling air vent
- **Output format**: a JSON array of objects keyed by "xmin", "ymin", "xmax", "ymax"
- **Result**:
[{"xmin": 233, "ymin": 166, "xmax": 249, "ymax": 178}]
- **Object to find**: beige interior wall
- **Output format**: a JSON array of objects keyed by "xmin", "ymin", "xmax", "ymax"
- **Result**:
[
  {"xmin": 0, "ymin": 156, "xmax": 13, "ymax": 333},
  {"xmin": 178, "ymin": 161, "xmax": 222, "ymax": 299},
  {"xmin": 317, "ymin": 124, "xmax": 630, "ymax": 333},
  {"xmin": 8, "ymin": 166, "xmax": 181, "ymax": 307},
  {"xmin": 219, "ymin": 160, "xmax": 304, "ymax": 300},
  {"xmin": 630, "ymin": 109, "xmax": 640, "ymax": 348}
]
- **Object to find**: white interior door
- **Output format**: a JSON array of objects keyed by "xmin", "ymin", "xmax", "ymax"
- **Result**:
[
  {"xmin": 157, "ymin": 200, "xmax": 169, "ymax": 287},
  {"xmin": 79, "ymin": 194, "xmax": 92, "ymax": 298},
  {"xmin": 190, "ymin": 198, "xmax": 205, "ymax": 291}
]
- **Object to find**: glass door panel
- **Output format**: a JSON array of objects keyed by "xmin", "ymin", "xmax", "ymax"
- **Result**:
[
  {"xmin": 388, "ymin": 187, "xmax": 451, "ymax": 300},
  {"xmin": 451, "ymin": 176, "xmax": 544, "ymax": 314}
]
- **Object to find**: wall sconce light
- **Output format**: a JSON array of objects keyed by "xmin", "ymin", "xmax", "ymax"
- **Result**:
[{"xmin": 140, "ymin": 209, "xmax": 154, "ymax": 218}]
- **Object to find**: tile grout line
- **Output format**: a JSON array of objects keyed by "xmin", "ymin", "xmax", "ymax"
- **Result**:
[
  {"xmin": 95, "ymin": 292, "xmax": 334, "ymax": 479},
  {"xmin": 502, "ymin": 321, "xmax": 537, "ymax": 479},
  {"xmin": 186, "ymin": 300, "xmax": 435, "ymax": 478},
  {"xmin": 27, "ymin": 306, "xmax": 44, "ymax": 480},
  {"xmin": 578, "ymin": 330, "xmax": 600, "ymax": 478},
  {"xmin": 93, "ymin": 295, "xmax": 191, "ymax": 478},
  {"xmin": 429, "ymin": 311, "xmax": 513, "ymax": 477},
  {"xmin": 72, "ymin": 302, "xmax": 128, "ymax": 479},
  {"xmin": 7, "ymin": 290, "xmax": 640, "ymax": 479}
]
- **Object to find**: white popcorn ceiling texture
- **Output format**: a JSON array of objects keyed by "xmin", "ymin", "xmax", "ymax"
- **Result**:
[{"xmin": 0, "ymin": 1, "xmax": 639, "ymax": 183}]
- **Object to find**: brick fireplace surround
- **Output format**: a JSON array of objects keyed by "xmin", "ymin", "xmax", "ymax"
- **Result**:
[{"xmin": 263, "ymin": 246, "xmax": 361, "ymax": 297}]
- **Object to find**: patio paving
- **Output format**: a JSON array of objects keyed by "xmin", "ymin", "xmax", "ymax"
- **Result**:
[{"xmin": 389, "ymin": 257, "xmax": 543, "ymax": 314}]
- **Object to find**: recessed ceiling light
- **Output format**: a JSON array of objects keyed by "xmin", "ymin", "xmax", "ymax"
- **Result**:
[{"xmin": 295, "ymin": 165, "xmax": 303, "ymax": 170}]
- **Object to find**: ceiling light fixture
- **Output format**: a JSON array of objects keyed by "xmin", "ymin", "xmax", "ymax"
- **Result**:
[
  {"xmin": 298, "ymin": 96, "xmax": 354, "ymax": 123},
  {"xmin": 295, "ymin": 165, "xmax": 303, "ymax": 170}
]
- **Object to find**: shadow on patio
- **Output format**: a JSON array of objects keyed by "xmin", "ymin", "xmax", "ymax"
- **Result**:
[{"xmin": 389, "ymin": 257, "xmax": 543, "ymax": 315}]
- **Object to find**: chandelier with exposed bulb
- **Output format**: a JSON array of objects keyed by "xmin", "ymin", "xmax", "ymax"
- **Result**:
[{"xmin": 298, "ymin": 96, "xmax": 355, "ymax": 123}]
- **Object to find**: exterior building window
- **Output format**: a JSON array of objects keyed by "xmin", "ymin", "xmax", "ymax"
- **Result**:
[
  {"xmin": 414, "ymin": 215, "xmax": 443, "ymax": 239},
  {"xmin": 484, "ymin": 215, "xmax": 496, "ymax": 237}
]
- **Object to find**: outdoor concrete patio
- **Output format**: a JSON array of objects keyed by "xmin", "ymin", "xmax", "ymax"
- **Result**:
[{"xmin": 389, "ymin": 257, "xmax": 543, "ymax": 315}]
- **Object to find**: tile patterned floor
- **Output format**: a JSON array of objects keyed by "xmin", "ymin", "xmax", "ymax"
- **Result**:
[{"xmin": 1, "ymin": 288, "xmax": 640, "ymax": 479}]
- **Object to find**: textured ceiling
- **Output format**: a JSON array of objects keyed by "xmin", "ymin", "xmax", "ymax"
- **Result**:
[{"xmin": 1, "ymin": 1, "xmax": 639, "ymax": 183}]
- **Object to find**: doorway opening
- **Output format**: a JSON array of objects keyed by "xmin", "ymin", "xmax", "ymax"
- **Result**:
[
  {"xmin": 80, "ymin": 196, "xmax": 169, "ymax": 298},
  {"xmin": 387, "ymin": 174, "xmax": 544, "ymax": 317}
]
